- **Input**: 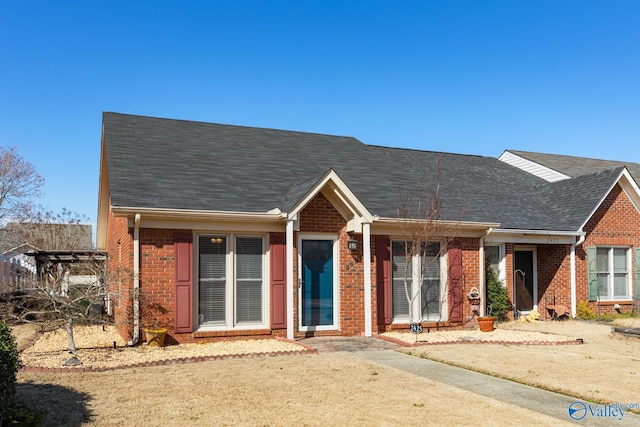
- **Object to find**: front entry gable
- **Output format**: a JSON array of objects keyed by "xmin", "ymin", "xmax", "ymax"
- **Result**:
[{"xmin": 285, "ymin": 169, "xmax": 373, "ymax": 233}]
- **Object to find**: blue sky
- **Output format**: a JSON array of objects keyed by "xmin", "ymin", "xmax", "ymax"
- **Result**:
[{"xmin": 1, "ymin": 1, "xmax": 639, "ymax": 236}]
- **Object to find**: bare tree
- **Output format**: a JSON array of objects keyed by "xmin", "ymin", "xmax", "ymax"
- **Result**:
[
  {"xmin": 11, "ymin": 207, "xmax": 92, "ymax": 250},
  {"xmin": 396, "ymin": 158, "xmax": 463, "ymax": 325},
  {"xmin": 0, "ymin": 146, "xmax": 44, "ymax": 222},
  {"xmin": 0, "ymin": 207, "xmax": 101, "ymax": 354},
  {"xmin": 0, "ymin": 254, "xmax": 108, "ymax": 352}
]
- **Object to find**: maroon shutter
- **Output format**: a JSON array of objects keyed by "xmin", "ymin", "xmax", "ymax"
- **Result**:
[
  {"xmin": 376, "ymin": 236, "xmax": 391, "ymax": 324},
  {"xmin": 448, "ymin": 240, "xmax": 464, "ymax": 322},
  {"xmin": 174, "ymin": 233, "xmax": 193, "ymax": 333},
  {"xmin": 270, "ymin": 235, "xmax": 287, "ymax": 329}
]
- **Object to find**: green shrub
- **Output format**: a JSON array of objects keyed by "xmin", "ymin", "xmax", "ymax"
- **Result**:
[
  {"xmin": 486, "ymin": 266, "xmax": 510, "ymax": 322},
  {"xmin": 0, "ymin": 320, "xmax": 22, "ymax": 420}
]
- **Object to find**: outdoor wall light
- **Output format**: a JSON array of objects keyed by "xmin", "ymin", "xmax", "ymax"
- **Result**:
[{"xmin": 347, "ymin": 237, "xmax": 359, "ymax": 251}]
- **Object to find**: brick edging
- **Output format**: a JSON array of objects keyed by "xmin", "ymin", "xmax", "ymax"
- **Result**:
[
  {"xmin": 372, "ymin": 333, "xmax": 583, "ymax": 347},
  {"xmin": 20, "ymin": 339, "xmax": 317, "ymax": 374}
]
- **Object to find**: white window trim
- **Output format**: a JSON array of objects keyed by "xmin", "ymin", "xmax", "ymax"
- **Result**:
[
  {"xmin": 194, "ymin": 232, "xmax": 269, "ymax": 331},
  {"xmin": 297, "ymin": 233, "xmax": 340, "ymax": 332},
  {"xmin": 391, "ymin": 239, "xmax": 448, "ymax": 323},
  {"xmin": 486, "ymin": 244, "xmax": 506, "ymax": 284},
  {"xmin": 596, "ymin": 246, "xmax": 632, "ymax": 301}
]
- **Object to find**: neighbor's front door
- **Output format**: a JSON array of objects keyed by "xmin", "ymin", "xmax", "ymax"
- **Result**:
[
  {"xmin": 514, "ymin": 249, "xmax": 537, "ymax": 313},
  {"xmin": 299, "ymin": 238, "xmax": 337, "ymax": 331}
]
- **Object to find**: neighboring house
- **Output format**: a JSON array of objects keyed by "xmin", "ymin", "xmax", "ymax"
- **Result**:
[
  {"xmin": 0, "ymin": 223, "xmax": 100, "ymax": 295},
  {"xmin": 97, "ymin": 112, "xmax": 640, "ymax": 344},
  {"xmin": 499, "ymin": 150, "xmax": 640, "ymax": 316},
  {"xmin": 0, "ymin": 222, "xmax": 93, "ymax": 252},
  {"xmin": 0, "ymin": 244, "xmax": 37, "ymax": 292}
]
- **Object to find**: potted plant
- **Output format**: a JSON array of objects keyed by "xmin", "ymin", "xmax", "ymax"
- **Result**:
[
  {"xmin": 478, "ymin": 263, "xmax": 511, "ymax": 332},
  {"xmin": 141, "ymin": 299, "xmax": 169, "ymax": 347}
]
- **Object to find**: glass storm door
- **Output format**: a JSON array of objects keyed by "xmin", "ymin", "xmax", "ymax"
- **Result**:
[
  {"xmin": 514, "ymin": 250, "xmax": 535, "ymax": 312},
  {"xmin": 300, "ymin": 239, "xmax": 335, "ymax": 329}
]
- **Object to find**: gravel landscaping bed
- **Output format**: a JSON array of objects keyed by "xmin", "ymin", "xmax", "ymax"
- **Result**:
[
  {"xmin": 20, "ymin": 326, "xmax": 309, "ymax": 370},
  {"xmin": 382, "ymin": 324, "xmax": 579, "ymax": 345}
]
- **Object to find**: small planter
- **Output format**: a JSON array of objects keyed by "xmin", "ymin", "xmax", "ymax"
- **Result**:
[
  {"xmin": 144, "ymin": 327, "xmax": 168, "ymax": 347},
  {"xmin": 477, "ymin": 316, "xmax": 495, "ymax": 332}
]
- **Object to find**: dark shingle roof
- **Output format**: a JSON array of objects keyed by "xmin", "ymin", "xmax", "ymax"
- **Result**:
[
  {"xmin": 533, "ymin": 167, "xmax": 624, "ymax": 230},
  {"xmin": 103, "ymin": 113, "xmax": 627, "ymax": 232},
  {"xmin": 508, "ymin": 150, "xmax": 640, "ymax": 183}
]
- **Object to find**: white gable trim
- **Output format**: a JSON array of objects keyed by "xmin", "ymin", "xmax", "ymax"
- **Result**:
[
  {"xmin": 287, "ymin": 169, "xmax": 373, "ymax": 232},
  {"xmin": 579, "ymin": 168, "xmax": 640, "ymax": 231},
  {"xmin": 499, "ymin": 151, "xmax": 571, "ymax": 182}
]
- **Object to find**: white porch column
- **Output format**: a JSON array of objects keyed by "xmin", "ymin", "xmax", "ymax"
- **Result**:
[
  {"xmin": 570, "ymin": 242, "xmax": 577, "ymax": 318},
  {"xmin": 286, "ymin": 219, "xmax": 295, "ymax": 340},
  {"xmin": 479, "ymin": 237, "xmax": 486, "ymax": 317},
  {"xmin": 363, "ymin": 223, "xmax": 372, "ymax": 337}
]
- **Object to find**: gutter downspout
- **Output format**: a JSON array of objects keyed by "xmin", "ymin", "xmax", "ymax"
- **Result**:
[
  {"xmin": 570, "ymin": 233, "xmax": 586, "ymax": 319},
  {"xmin": 479, "ymin": 228, "xmax": 494, "ymax": 317},
  {"xmin": 128, "ymin": 213, "xmax": 141, "ymax": 346}
]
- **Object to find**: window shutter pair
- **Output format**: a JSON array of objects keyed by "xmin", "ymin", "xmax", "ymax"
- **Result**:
[{"xmin": 375, "ymin": 237, "xmax": 464, "ymax": 323}]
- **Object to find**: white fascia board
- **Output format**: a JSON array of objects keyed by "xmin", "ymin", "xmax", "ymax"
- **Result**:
[
  {"xmin": 287, "ymin": 169, "xmax": 373, "ymax": 225},
  {"xmin": 371, "ymin": 217, "xmax": 500, "ymax": 238},
  {"xmin": 96, "ymin": 130, "xmax": 110, "ymax": 250},
  {"xmin": 113, "ymin": 207, "xmax": 286, "ymax": 233},
  {"xmin": 499, "ymin": 151, "xmax": 571, "ymax": 182},
  {"xmin": 578, "ymin": 168, "xmax": 640, "ymax": 232},
  {"xmin": 486, "ymin": 228, "xmax": 584, "ymax": 245},
  {"xmin": 111, "ymin": 206, "xmax": 286, "ymax": 221}
]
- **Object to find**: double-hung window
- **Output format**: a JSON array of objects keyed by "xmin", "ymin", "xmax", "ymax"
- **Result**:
[
  {"xmin": 391, "ymin": 240, "xmax": 443, "ymax": 322},
  {"xmin": 197, "ymin": 235, "xmax": 266, "ymax": 328},
  {"xmin": 596, "ymin": 247, "xmax": 631, "ymax": 300}
]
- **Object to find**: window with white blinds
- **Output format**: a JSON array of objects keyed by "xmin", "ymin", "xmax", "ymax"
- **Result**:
[
  {"xmin": 391, "ymin": 240, "xmax": 442, "ymax": 322},
  {"xmin": 198, "ymin": 235, "xmax": 265, "ymax": 328},
  {"xmin": 235, "ymin": 237, "xmax": 263, "ymax": 324}
]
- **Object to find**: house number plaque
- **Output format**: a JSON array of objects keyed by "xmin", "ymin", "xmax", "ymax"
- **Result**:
[{"xmin": 409, "ymin": 323, "xmax": 423, "ymax": 334}]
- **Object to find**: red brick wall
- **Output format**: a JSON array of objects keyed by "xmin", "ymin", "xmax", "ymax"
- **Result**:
[
  {"xmin": 537, "ymin": 244, "xmax": 571, "ymax": 315},
  {"xmin": 105, "ymin": 207, "xmax": 133, "ymax": 339},
  {"xmin": 139, "ymin": 228, "xmax": 177, "ymax": 340},
  {"xmin": 460, "ymin": 237, "xmax": 481, "ymax": 327}
]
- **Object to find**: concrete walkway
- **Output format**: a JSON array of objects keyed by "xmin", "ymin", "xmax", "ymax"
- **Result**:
[{"xmin": 301, "ymin": 336, "xmax": 640, "ymax": 426}]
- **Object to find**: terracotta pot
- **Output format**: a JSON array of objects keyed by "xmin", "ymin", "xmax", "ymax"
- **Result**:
[
  {"xmin": 144, "ymin": 327, "xmax": 168, "ymax": 347},
  {"xmin": 477, "ymin": 316, "xmax": 495, "ymax": 332}
]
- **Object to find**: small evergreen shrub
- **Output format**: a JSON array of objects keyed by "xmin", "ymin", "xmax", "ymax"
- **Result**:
[
  {"xmin": 0, "ymin": 320, "xmax": 22, "ymax": 421},
  {"xmin": 576, "ymin": 301, "xmax": 596, "ymax": 320},
  {"xmin": 486, "ymin": 266, "xmax": 510, "ymax": 322}
]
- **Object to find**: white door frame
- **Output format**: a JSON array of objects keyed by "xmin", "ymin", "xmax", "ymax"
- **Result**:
[
  {"xmin": 513, "ymin": 246, "xmax": 538, "ymax": 314},
  {"xmin": 297, "ymin": 233, "xmax": 340, "ymax": 332}
]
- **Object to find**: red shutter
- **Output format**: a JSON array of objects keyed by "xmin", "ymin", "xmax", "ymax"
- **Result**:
[
  {"xmin": 448, "ymin": 240, "xmax": 464, "ymax": 322},
  {"xmin": 376, "ymin": 236, "xmax": 391, "ymax": 324},
  {"xmin": 174, "ymin": 233, "xmax": 193, "ymax": 333},
  {"xmin": 270, "ymin": 235, "xmax": 287, "ymax": 329}
]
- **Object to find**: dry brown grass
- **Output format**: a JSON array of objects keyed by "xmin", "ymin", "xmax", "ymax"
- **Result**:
[
  {"xmin": 406, "ymin": 319, "xmax": 640, "ymax": 407},
  {"xmin": 17, "ymin": 353, "xmax": 572, "ymax": 426},
  {"xmin": 13, "ymin": 319, "xmax": 638, "ymax": 426}
]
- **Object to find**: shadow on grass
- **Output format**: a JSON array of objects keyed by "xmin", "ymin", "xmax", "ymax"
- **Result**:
[{"xmin": 14, "ymin": 382, "xmax": 93, "ymax": 426}]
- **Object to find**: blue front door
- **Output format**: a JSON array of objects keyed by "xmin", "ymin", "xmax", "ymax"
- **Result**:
[{"xmin": 301, "ymin": 239, "xmax": 334, "ymax": 327}]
